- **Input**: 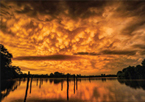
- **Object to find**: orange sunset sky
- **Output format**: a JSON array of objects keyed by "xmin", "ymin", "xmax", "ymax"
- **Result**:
[{"xmin": 0, "ymin": 0, "xmax": 145, "ymax": 75}]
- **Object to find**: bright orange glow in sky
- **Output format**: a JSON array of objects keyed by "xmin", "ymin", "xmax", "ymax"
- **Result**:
[{"xmin": 0, "ymin": 0, "xmax": 145, "ymax": 75}]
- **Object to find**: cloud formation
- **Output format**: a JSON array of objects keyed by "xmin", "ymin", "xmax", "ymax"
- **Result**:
[
  {"xmin": 101, "ymin": 50, "xmax": 137, "ymax": 55},
  {"xmin": 74, "ymin": 50, "xmax": 137, "ymax": 56},
  {"xmin": 13, "ymin": 55, "xmax": 81, "ymax": 61},
  {"xmin": 0, "ymin": 0, "xmax": 145, "ymax": 74}
]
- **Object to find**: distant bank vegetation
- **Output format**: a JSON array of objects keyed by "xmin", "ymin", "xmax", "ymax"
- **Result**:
[{"xmin": 117, "ymin": 59, "xmax": 145, "ymax": 79}]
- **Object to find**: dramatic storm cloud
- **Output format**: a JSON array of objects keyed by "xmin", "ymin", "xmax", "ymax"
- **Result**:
[
  {"xmin": 13, "ymin": 55, "xmax": 81, "ymax": 61},
  {"xmin": 0, "ymin": 0, "xmax": 145, "ymax": 75}
]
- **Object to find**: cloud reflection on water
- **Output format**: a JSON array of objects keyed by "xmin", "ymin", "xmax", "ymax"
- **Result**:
[{"xmin": 1, "ymin": 78, "xmax": 145, "ymax": 102}]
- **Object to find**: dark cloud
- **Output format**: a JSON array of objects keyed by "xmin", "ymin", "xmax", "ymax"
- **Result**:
[
  {"xmin": 20, "ymin": 67, "xmax": 40, "ymax": 71},
  {"xmin": 140, "ymin": 50, "xmax": 145, "ymax": 55},
  {"xmin": 0, "ymin": 0, "xmax": 107, "ymax": 20},
  {"xmin": 74, "ymin": 50, "xmax": 137, "ymax": 56},
  {"xmin": 13, "ymin": 55, "xmax": 81, "ymax": 61},
  {"xmin": 121, "ymin": 20, "xmax": 145, "ymax": 36},
  {"xmin": 102, "ymin": 50, "xmax": 137, "ymax": 55},
  {"xmin": 132, "ymin": 44, "xmax": 145, "ymax": 49},
  {"xmin": 74, "ymin": 52, "xmax": 100, "ymax": 56},
  {"xmin": 1, "ymin": 0, "xmax": 145, "ymax": 20},
  {"xmin": 74, "ymin": 52, "xmax": 89, "ymax": 55},
  {"xmin": 65, "ymin": 0, "xmax": 107, "ymax": 19},
  {"xmin": 109, "ymin": 1, "xmax": 145, "ymax": 37},
  {"xmin": 114, "ymin": 1, "xmax": 145, "ymax": 17}
]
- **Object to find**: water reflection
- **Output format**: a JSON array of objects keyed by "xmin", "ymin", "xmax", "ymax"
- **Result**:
[
  {"xmin": 117, "ymin": 78, "xmax": 145, "ymax": 90},
  {"xmin": 1, "ymin": 78, "xmax": 145, "ymax": 102},
  {"xmin": 1, "ymin": 80, "xmax": 18, "ymax": 101}
]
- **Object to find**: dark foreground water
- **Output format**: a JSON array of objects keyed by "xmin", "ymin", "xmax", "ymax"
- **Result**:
[{"xmin": 1, "ymin": 78, "xmax": 145, "ymax": 102}]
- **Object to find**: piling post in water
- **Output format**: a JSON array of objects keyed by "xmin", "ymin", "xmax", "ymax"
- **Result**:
[
  {"xmin": 24, "ymin": 71, "xmax": 30, "ymax": 102},
  {"xmin": 67, "ymin": 75, "xmax": 69, "ymax": 100},
  {"xmin": 39, "ymin": 78, "xmax": 41, "ymax": 88},
  {"xmin": 61, "ymin": 81, "xmax": 63, "ymax": 91},
  {"xmin": 36, "ymin": 79, "xmax": 38, "ymax": 86},
  {"xmin": 74, "ymin": 75, "xmax": 75, "ymax": 94},
  {"xmin": 76, "ymin": 77, "xmax": 77, "ymax": 90},
  {"xmin": 89, "ymin": 77, "xmax": 91, "ymax": 82},
  {"xmin": 30, "ymin": 77, "xmax": 33, "ymax": 94}
]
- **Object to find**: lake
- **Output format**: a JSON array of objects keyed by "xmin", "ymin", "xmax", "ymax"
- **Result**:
[{"xmin": 1, "ymin": 78, "xmax": 145, "ymax": 102}]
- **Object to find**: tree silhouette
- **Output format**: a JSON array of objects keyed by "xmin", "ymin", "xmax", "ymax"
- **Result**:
[
  {"xmin": 117, "ymin": 59, "xmax": 145, "ymax": 79},
  {"xmin": 0, "ymin": 44, "xmax": 22, "ymax": 79},
  {"xmin": 0, "ymin": 44, "xmax": 12, "ymax": 68},
  {"xmin": 142, "ymin": 59, "xmax": 145, "ymax": 66}
]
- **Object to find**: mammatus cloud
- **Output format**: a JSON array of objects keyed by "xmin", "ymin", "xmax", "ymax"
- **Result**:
[{"xmin": 0, "ymin": 0, "xmax": 145, "ymax": 74}]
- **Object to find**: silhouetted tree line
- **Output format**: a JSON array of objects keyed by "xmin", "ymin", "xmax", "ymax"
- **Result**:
[
  {"xmin": 27, "ymin": 72, "xmax": 116, "ymax": 78},
  {"xmin": 49, "ymin": 72, "xmax": 76, "ymax": 78},
  {"xmin": 117, "ymin": 59, "xmax": 145, "ymax": 79},
  {"xmin": 48, "ymin": 72, "xmax": 116, "ymax": 78},
  {"xmin": 0, "ymin": 44, "xmax": 23, "ymax": 80},
  {"xmin": 29, "ymin": 72, "xmax": 76, "ymax": 78}
]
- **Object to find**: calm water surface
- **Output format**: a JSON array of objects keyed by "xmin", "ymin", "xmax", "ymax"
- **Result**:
[{"xmin": 1, "ymin": 78, "xmax": 145, "ymax": 102}]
